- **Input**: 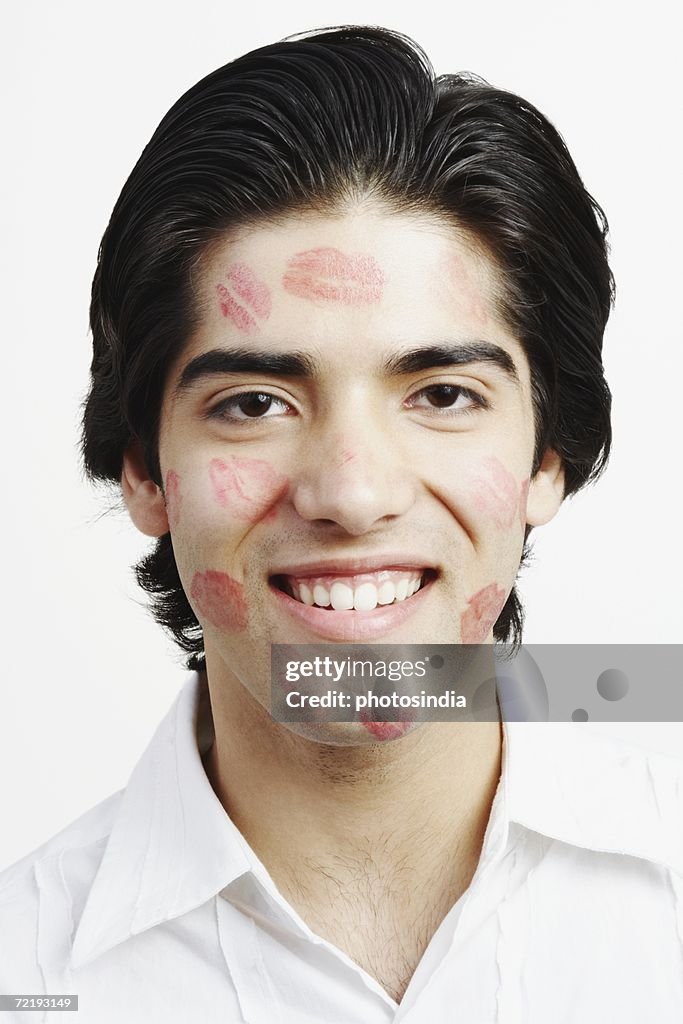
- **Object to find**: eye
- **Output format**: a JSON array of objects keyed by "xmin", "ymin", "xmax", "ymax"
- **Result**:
[
  {"xmin": 406, "ymin": 384, "xmax": 486, "ymax": 415},
  {"xmin": 210, "ymin": 391, "xmax": 292, "ymax": 422}
]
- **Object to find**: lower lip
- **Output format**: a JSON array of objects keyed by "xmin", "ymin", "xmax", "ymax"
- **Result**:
[{"xmin": 269, "ymin": 576, "xmax": 434, "ymax": 641}]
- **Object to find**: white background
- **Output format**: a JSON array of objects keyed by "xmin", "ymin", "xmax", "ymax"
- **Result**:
[{"xmin": 1, "ymin": 0, "xmax": 681, "ymax": 869}]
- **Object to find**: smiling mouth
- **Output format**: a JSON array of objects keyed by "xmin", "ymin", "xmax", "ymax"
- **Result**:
[{"xmin": 271, "ymin": 568, "xmax": 438, "ymax": 611}]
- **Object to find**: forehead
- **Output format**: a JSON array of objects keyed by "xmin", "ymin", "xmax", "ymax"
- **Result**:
[{"xmin": 177, "ymin": 206, "xmax": 529, "ymax": 385}]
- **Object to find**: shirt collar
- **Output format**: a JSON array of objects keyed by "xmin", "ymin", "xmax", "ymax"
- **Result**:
[
  {"xmin": 71, "ymin": 672, "xmax": 251, "ymax": 969},
  {"xmin": 504, "ymin": 719, "xmax": 683, "ymax": 876},
  {"xmin": 71, "ymin": 672, "xmax": 682, "ymax": 969}
]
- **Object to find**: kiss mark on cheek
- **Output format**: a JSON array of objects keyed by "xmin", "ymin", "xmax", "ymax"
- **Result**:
[
  {"xmin": 164, "ymin": 470, "xmax": 182, "ymax": 529},
  {"xmin": 216, "ymin": 263, "xmax": 272, "ymax": 334},
  {"xmin": 461, "ymin": 582, "xmax": 507, "ymax": 644},
  {"xmin": 338, "ymin": 448, "xmax": 356, "ymax": 467},
  {"xmin": 209, "ymin": 456, "xmax": 289, "ymax": 522},
  {"xmin": 282, "ymin": 247, "xmax": 384, "ymax": 305},
  {"xmin": 190, "ymin": 570, "xmax": 248, "ymax": 632},
  {"xmin": 518, "ymin": 477, "xmax": 530, "ymax": 529},
  {"xmin": 471, "ymin": 457, "xmax": 520, "ymax": 530}
]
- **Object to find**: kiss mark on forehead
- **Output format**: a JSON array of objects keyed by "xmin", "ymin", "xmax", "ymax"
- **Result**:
[
  {"xmin": 216, "ymin": 263, "xmax": 272, "ymax": 333},
  {"xmin": 447, "ymin": 254, "xmax": 491, "ymax": 328},
  {"xmin": 283, "ymin": 247, "xmax": 384, "ymax": 305},
  {"xmin": 460, "ymin": 582, "xmax": 507, "ymax": 644},
  {"xmin": 209, "ymin": 456, "xmax": 289, "ymax": 522},
  {"xmin": 190, "ymin": 570, "xmax": 248, "ymax": 631}
]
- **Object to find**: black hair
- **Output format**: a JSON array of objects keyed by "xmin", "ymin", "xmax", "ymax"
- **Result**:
[{"xmin": 82, "ymin": 26, "xmax": 614, "ymax": 665}]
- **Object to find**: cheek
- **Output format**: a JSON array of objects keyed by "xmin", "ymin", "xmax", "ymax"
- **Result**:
[
  {"xmin": 518, "ymin": 477, "xmax": 530, "ymax": 528},
  {"xmin": 460, "ymin": 582, "xmax": 507, "ymax": 643},
  {"xmin": 164, "ymin": 470, "xmax": 183, "ymax": 529},
  {"xmin": 216, "ymin": 262, "xmax": 272, "ymax": 334},
  {"xmin": 209, "ymin": 456, "xmax": 290, "ymax": 522},
  {"xmin": 469, "ymin": 456, "xmax": 525, "ymax": 531},
  {"xmin": 190, "ymin": 570, "xmax": 248, "ymax": 632},
  {"xmin": 282, "ymin": 247, "xmax": 384, "ymax": 305}
]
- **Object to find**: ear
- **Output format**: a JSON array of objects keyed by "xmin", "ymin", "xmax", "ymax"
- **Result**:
[
  {"xmin": 525, "ymin": 448, "xmax": 565, "ymax": 527},
  {"xmin": 121, "ymin": 443, "xmax": 170, "ymax": 537}
]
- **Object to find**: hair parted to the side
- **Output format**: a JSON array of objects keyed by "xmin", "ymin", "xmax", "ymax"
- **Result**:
[{"xmin": 82, "ymin": 26, "xmax": 614, "ymax": 666}]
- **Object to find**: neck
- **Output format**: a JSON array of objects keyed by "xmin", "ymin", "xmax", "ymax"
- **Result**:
[{"xmin": 203, "ymin": 661, "xmax": 503, "ymax": 900}]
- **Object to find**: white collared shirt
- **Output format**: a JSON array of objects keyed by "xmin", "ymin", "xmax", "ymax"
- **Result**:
[{"xmin": 2, "ymin": 672, "xmax": 682, "ymax": 1023}]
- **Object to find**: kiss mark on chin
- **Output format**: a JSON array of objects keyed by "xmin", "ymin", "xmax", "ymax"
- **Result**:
[
  {"xmin": 360, "ymin": 719, "xmax": 412, "ymax": 741},
  {"xmin": 461, "ymin": 582, "xmax": 507, "ymax": 644},
  {"xmin": 282, "ymin": 247, "xmax": 384, "ymax": 305},
  {"xmin": 216, "ymin": 263, "xmax": 272, "ymax": 334},
  {"xmin": 190, "ymin": 570, "xmax": 248, "ymax": 631},
  {"xmin": 209, "ymin": 456, "xmax": 289, "ymax": 522},
  {"xmin": 164, "ymin": 470, "xmax": 182, "ymax": 529},
  {"xmin": 471, "ymin": 457, "xmax": 520, "ymax": 530}
]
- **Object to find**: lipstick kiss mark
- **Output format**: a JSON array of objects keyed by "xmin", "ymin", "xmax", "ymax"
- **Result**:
[
  {"xmin": 216, "ymin": 263, "xmax": 272, "ymax": 333},
  {"xmin": 283, "ymin": 247, "xmax": 384, "ymax": 305},
  {"xmin": 461, "ymin": 582, "xmax": 507, "ymax": 644},
  {"xmin": 337, "ymin": 448, "xmax": 357, "ymax": 467},
  {"xmin": 191, "ymin": 570, "xmax": 248, "ymax": 631},
  {"xmin": 358, "ymin": 711, "xmax": 413, "ymax": 741},
  {"xmin": 209, "ymin": 456, "xmax": 289, "ymax": 522},
  {"xmin": 164, "ymin": 470, "xmax": 182, "ymax": 529},
  {"xmin": 471, "ymin": 457, "xmax": 520, "ymax": 530},
  {"xmin": 518, "ymin": 477, "xmax": 530, "ymax": 529}
]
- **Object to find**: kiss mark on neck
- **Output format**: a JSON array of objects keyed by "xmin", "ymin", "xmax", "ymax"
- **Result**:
[
  {"xmin": 283, "ymin": 247, "xmax": 384, "ymax": 305},
  {"xmin": 216, "ymin": 263, "xmax": 272, "ymax": 333}
]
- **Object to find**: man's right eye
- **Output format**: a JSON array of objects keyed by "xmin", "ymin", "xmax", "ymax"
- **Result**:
[{"xmin": 209, "ymin": 391, "xmax": 292, "ymax": 421}]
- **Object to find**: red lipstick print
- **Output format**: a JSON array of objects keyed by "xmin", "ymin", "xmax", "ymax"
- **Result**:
[
  {"xmin": 190, "ymin": 570, "xmax": 248, "ymax": 632},
  {"xmin": 471, "ymin": 457, "xmax": 520, "ymax": 530},
  {"xmin": 518, "ymin": 477, "xmax": 530, "ymax": 529},
  {"xmin": 283, "ymin": 247, "xmax": 384, "ymax": 305},
  {"xmin": 360, "ymin": 719, "xmax": 412, "ymax": 741},
  {"xmin": 216, "ymin": 263, "xmax": 271, "ymax": 333},
  {"xmin": 461, "ymin": 582, "xmax": 507, "ymax": 644},
  {"xmin": 164, "ymin": 470, "xmax": 182, "ymax": 529},
  {"xmin": 209, "ymin": 456, "xmax": 289, "ymax": 522},
  {"xmin": 447, "ymin": 254, "xmax": 490, "ymax": 327}
]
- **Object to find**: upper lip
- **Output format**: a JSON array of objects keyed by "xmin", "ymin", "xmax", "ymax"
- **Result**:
[{"xmin": 269, "ymin": 554, "xmax": 438, "ymax": 577}]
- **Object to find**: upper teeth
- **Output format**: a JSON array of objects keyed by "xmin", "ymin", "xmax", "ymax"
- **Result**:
[{"xmin": 286, "ymin": 571, "xmax": 424, "ymax": 611}]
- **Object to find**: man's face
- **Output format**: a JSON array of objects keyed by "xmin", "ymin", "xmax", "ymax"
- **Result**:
[{"xmin": 142, "ymin": 207, "xmax": 562, "ymax": 739}]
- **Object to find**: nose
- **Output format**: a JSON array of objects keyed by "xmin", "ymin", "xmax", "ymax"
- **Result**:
[{"xmin": 290, "ymin": 411, "xmax": 416, "ymax": 535}]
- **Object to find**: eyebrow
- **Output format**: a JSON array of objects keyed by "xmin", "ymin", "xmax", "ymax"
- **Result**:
[
  {"xmin": 174, "ymin": 341, "xmax": 520, "ymax": 395},
  {"xmin": 384, "ymin": 343, "xmax": 520, "ymax": 384}
]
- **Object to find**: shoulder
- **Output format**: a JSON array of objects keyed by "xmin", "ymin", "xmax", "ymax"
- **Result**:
[
  {"xmin": 505, "ymin": 722, "xmax": 683, "ymax": 877},
  {"xmin": 0, "ymin": 792, "xmax": 122, "ymax": 989}
]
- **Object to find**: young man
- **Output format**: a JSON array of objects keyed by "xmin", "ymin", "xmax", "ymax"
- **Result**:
[{"xmin": 2, "ymin": 26, "xmax": 681, "ymax": 1023}]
